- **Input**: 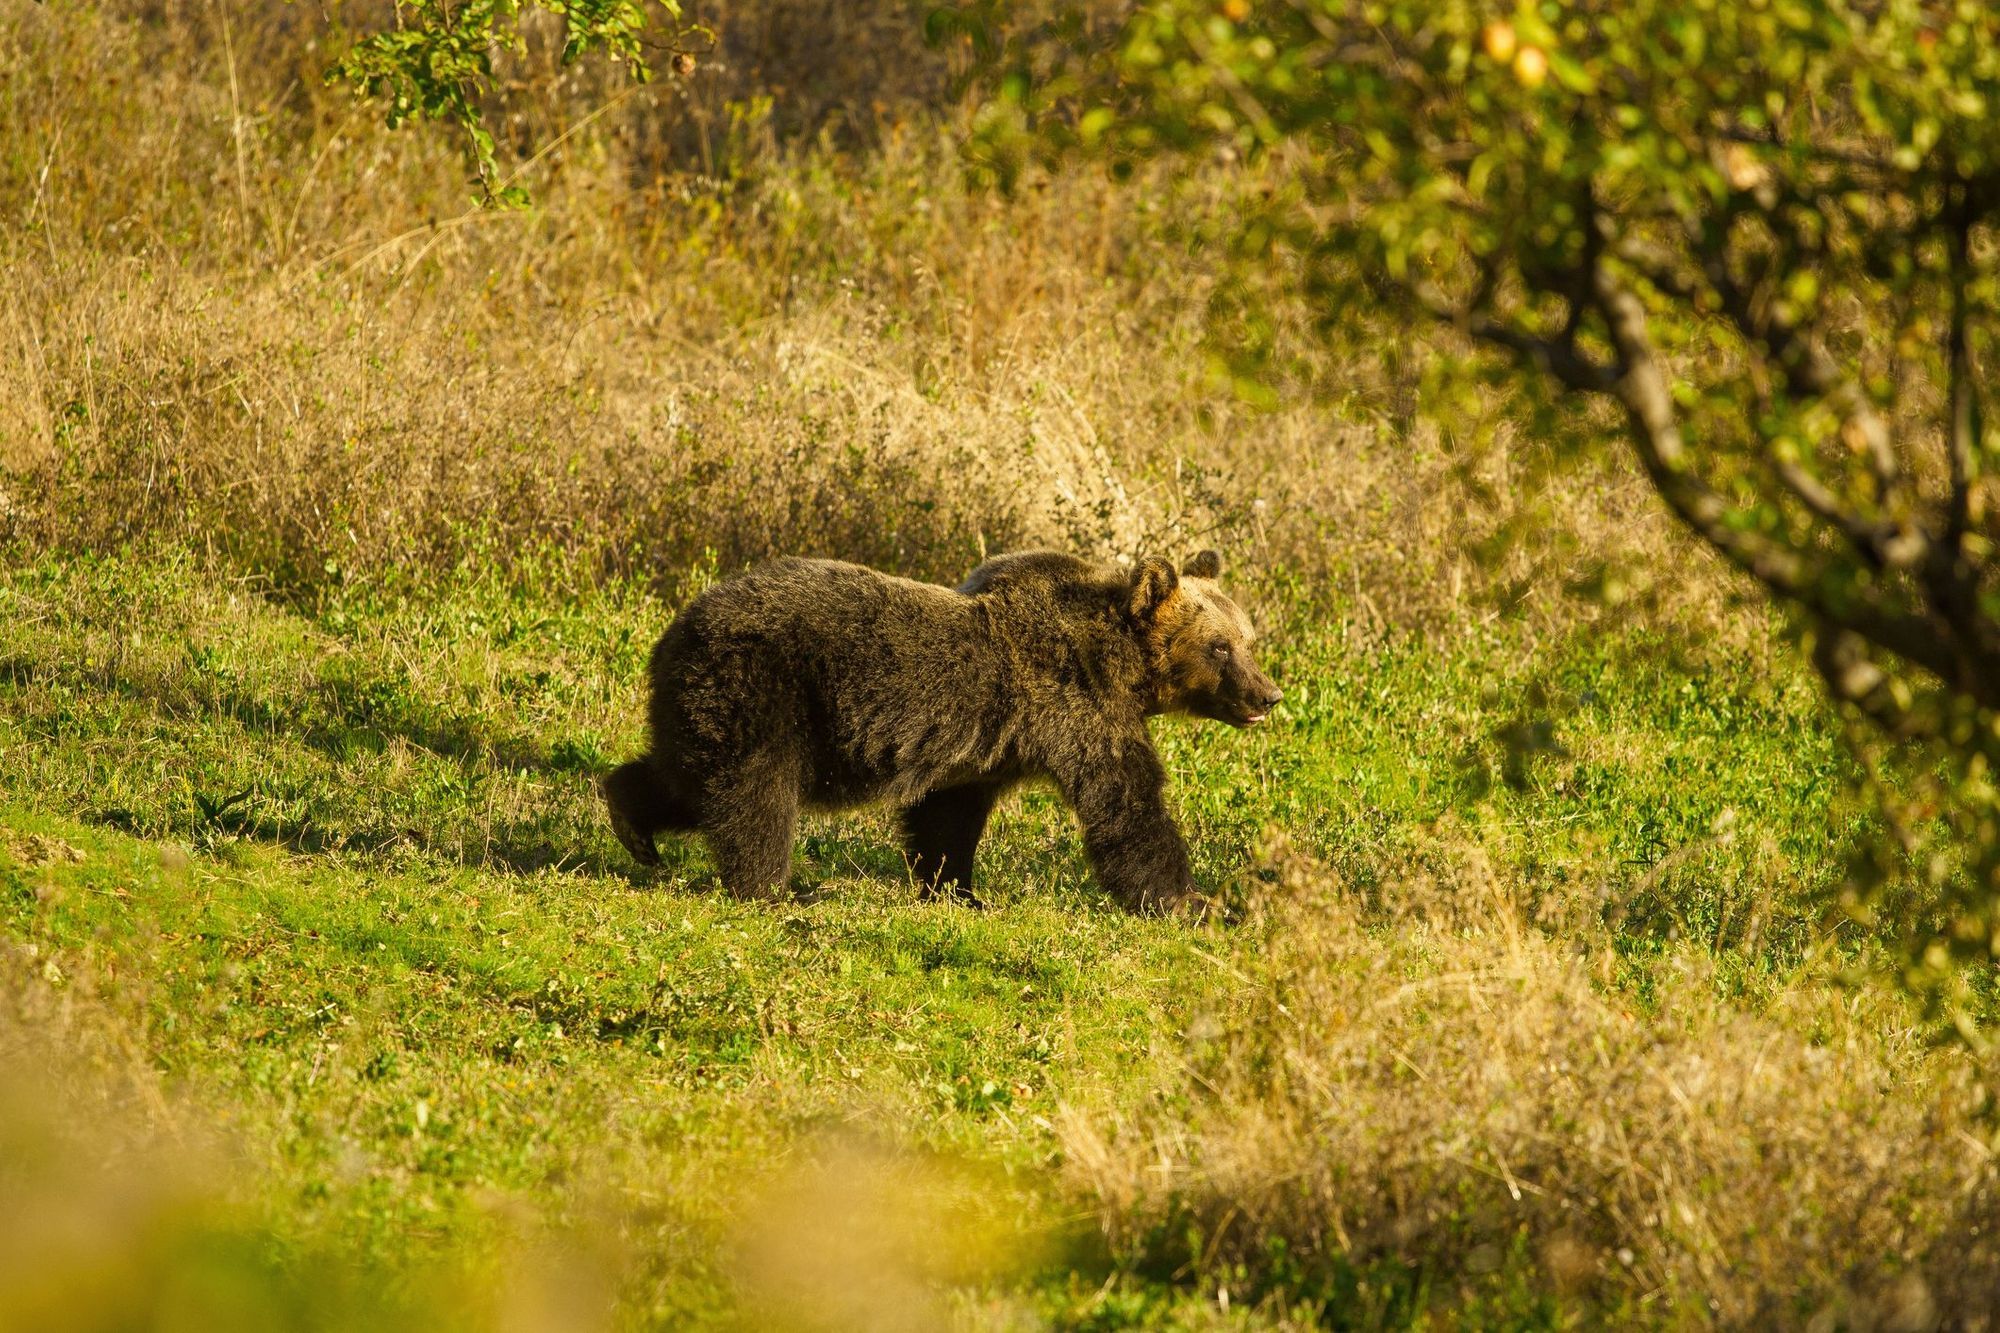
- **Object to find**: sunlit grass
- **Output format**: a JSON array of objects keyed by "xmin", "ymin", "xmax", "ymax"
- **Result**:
[{"xmin": 0, "ymin": 547, "xmax": 1910, "ymax": 1328}]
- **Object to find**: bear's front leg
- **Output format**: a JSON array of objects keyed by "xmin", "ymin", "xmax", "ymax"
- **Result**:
[
  {"xmin": 603, "ymin": 758, "xmax": 701, "ymax": 868},
  {"xmin": 1055, "ymin": 738, "xmax": 1198, "ymax": 913}
]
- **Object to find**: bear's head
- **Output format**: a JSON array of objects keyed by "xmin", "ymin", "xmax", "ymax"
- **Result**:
[{"xmin": 1129, "ymin": 550, "xmax": 1282, "ymax": 727}]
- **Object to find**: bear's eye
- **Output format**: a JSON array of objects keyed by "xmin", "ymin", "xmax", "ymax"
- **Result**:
[{"xmin": 1210, "ymin": 641, "xmax": 1230, "ymax": 660}]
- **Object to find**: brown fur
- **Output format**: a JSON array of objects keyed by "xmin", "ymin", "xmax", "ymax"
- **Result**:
[{"xmin": 603, "ymin": 549, "xmax": 1280, "ymax": 910}]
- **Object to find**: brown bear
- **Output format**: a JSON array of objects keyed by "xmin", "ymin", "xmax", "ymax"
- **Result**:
[{"xmin": 601, "ymin": 548, "xmax": 1280, "ymax": 911}]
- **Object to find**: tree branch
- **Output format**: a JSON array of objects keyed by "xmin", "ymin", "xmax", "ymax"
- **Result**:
[
  {"xmin": 1401, "ymin": 231, "xmax": 1991, "ymax": 706},
  {"xmin": 1410, "ymin": 280, "xmax": 1618, "ymax": 393},
  {"xmin": 1915, "ymin": 183, "xmax": 2000, "ymax": 698},
  {"xmin": 1770, "ymin": 454, "xmax": 1904, "ymax": 559},
  {"xmin": 1944, "ymin": 191, "xmax": 1978, "ymax": 549},
  {"xmin": 1811, "ymin": 627, "xmax": 1906, "ymax": 732},
  {"xmin": 1586, "ymin": 262, "xmax": 1978, "ymax": 698},
  {"xmin": 1711, "ymin": 122, "xmax": 1902, "ymax": 177},
  {"xmin": 1690, "ymin": 211, "xmax": 1917, "ymax": 564},
  {"xmin": 1608, "ymin": 233, "xmax": 1701, "ymax": 304}
]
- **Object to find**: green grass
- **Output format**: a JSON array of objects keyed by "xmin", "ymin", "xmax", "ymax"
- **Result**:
[{"xmin": 0, "ymin": 546, "xmax": 1857, "ymax": 1328}]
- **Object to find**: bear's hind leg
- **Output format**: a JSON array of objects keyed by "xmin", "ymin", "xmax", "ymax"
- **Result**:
[
  {"xmin": 702, "ymin": 759, "xmax": 800, "ymax": 900},
  {"xmin": 603, "ymin": 759, "xmax": 698, "ymax": 868},
  {"xmin": 902, "ymin": 781, "xmax": 1003, "ymax": 903}
]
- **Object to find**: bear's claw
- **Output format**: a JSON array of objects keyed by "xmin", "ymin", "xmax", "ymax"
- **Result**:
[{"xmin": 603, "ymin": 782, "xmax": 662, "ymax": 867}]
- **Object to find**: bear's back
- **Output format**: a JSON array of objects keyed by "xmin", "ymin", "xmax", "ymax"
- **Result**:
[{"xmin": 957, "ymin": 550, "xmax": 1101, "ymax": 596}]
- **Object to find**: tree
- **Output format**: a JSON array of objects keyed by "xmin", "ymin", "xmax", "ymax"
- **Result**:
[
  {"xmin": 960, "ymin": 0, "xmax": 2000, "ymax": 1013},
  {"xmin": 330, "ymin": 0, "xmax": 693, "ymax": 205}
]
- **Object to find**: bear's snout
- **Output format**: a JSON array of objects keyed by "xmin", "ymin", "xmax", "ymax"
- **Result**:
[
  {"xmin": 1239, "ymin": 679, "xmax": 1282, "ymax": 725},
  {"xmin": 1206, "ymin": 657, "xmax": 1282, "ymax": 727}
]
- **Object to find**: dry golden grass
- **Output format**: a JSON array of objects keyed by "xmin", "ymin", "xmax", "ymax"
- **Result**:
[
  {"xmin": 1063, "ymin": 839, "xmax": 2000, "ymax": 1326},
  {"xmin": 0, "ymin": 0, "xmax": 1746, "ymax": 651}
]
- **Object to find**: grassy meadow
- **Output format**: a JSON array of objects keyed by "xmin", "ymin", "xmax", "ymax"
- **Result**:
[{"xmin": 4, "ymin": 2, "xmax": 1998, "ymax": 1328}]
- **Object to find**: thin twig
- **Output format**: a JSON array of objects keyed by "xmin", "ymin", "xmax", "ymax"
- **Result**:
[{"xmin": 217, "ymin": 0, "xmax": 253, "ymax": 240}]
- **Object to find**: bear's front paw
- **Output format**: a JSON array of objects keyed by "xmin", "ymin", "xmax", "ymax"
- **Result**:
[
  {"xmin": 917, "ymin": 880, "xmax": 988, "ymax": 910},
  {"xmin": 606, "ymin": 807, "xmax": 661, "ymax": 868},
  {"xmin": 601, "ymin": 768, "xmax": 664, "ymax": 869}
]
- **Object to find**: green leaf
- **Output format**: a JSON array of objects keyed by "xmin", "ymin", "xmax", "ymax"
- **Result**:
[{"xmin": 1547, "ymin": 50, "xmax": 1595, "ymax": 94}]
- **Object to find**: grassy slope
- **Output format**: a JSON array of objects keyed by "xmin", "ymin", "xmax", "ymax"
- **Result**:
[{"xmin": 0, "ymin": 548, "xmax": 1854, "ymax": 1327}]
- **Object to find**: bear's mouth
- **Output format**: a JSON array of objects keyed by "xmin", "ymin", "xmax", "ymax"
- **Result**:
[{"xmin": 1197, "ymin": 698, "xmax": 1271, "ymax": 728}]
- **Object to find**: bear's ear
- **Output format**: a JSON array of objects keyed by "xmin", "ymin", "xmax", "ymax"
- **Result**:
[
  {"xmin": 1130, "ymin": 556, "xmax": 1180, "ymax": 620},
  {"xmin": 1182, "ymin": 550, "xmax": 1222, "ymax": 580}
]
